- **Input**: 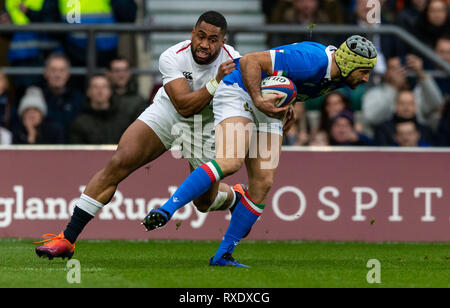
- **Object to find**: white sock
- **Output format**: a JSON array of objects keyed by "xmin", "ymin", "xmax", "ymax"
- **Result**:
[
  {"xmin": 207, "ymin": 191, "xmax": 229, "ymax": 212},
  {"xmin": 227, "ymin": 186, "xmax": 237, "ymax": 210},
  {"xmin": 77, "ymin": 193, "xmax": 104, "ymax": 216}
]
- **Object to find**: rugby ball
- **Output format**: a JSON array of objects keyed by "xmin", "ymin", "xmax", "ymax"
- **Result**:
[{"xmin": 261, "ymin": 76, "xmax": 297, "ymax": 108}]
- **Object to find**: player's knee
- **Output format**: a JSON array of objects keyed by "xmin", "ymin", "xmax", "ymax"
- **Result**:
[
  {"xmin": 108, "ymin": 154, "xmax": 126, "ymax": 172},
  {"xmin": 107, "ymin": 151, "xmax": 135, "ymax": 177},
  {"xmin": 219, "ymin": 158, "xmax": 244, "ymax": 176}
]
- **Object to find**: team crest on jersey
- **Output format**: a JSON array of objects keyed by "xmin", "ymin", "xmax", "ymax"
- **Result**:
[
  {"xmin": 243, "ymin": 102, "xmax": 253, "ymax": 113},
  {"xmin": 183, "ymin": 71, "xmax": 193, "ymax": 80}
]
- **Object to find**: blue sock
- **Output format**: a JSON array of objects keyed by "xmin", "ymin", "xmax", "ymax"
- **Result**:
[
  {"xmin": 160, "ymin": 160, "xmax": 224, "ymax": 217},
  {"xmin": 213, "ymin": 192, "xmax": 265, "ymax": 262}
]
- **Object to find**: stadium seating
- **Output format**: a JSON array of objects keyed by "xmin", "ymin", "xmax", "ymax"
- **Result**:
[{"xmin": 145, "ymin": 0, "xmax": 267, "ymax": 72}]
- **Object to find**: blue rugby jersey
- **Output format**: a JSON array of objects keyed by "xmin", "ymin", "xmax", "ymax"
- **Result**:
[{"xmin": 222, "ymin": 42, "xmax": 346, "ymax": 102}]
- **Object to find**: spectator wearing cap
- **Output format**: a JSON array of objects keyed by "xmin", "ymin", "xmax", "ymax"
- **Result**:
[
  {"xmin": 328, "ymin": 110, "xmax": 374, "ymax": 146},
  {"xmin": 374, "ymin": 89, "xmax": 434, "ymax": 146},
  {"xmin": 40, "ymin": 53, "xmax": 84, "ymax": 143},
  {"xmin": 394, "ymin": 120, "xmax": 431, "ymax": 147},
  {"xmin": 12, "ymin": 86, "xmax": 64, "ymax": 144}
]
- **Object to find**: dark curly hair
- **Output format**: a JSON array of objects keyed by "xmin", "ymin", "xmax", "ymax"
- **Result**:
[
  {"xmin": 319, "ymin": 91, "xmax": 351, "ymax": 132},
  {"xmin": 195, "ymin": 11, "xmax": 227, "ymax": 35}
]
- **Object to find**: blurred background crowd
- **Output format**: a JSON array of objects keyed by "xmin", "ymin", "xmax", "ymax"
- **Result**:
[{"xmin": 0, "ymin": 0, "xmax": 449, "ymax": 148}]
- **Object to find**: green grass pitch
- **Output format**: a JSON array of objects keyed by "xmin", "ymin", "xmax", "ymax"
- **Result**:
[{"xmin": 0, "ymin": 238, "xmax": 448, "ymax": 288}]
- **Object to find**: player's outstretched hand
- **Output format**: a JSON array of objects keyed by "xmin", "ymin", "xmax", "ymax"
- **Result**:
[
  {"xmin": 254, "ymin": 94, "xmax": 289, "ymax": 119},
  {"xmin": 216, "ymin": 60, "xmax": 236, "ymax": 82}
]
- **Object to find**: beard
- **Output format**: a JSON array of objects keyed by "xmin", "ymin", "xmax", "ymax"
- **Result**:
[
  {"xmin": 191, "ymin": 47, "xmax": 219, "ymax": 65},
  {"xmin": 343, "ymin": 76, "xmax": 360, "ymax": 89}
]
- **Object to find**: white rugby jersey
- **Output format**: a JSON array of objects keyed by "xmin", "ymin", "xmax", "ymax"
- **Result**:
[{"xmin": 152, "ymin": 40, "xmax": 240, "ymax": 118}]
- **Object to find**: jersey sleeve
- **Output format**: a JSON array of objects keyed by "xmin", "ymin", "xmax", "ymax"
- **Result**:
[
  {"xmin": 159, "ymin": 48, "xmax": 185, "ymax": 86},
  {"xmin": 269, "ymin": 47, "xmax": 326, "ymax": 82}
]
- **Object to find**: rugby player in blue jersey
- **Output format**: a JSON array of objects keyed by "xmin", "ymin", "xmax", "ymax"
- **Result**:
[{"xmin": 142, "ymin": 35, "xmax": 378, "ymax": 267}]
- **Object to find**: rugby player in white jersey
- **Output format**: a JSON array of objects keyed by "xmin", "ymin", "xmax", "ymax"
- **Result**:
[{"xmin": 34, "ymin": 11, "xmax": 243, "ymax": 260}]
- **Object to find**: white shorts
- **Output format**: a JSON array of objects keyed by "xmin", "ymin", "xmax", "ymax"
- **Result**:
[
  {"xmin": 137, "ymin": 100, "xmax": 215, "ymax": 169},
  {"xmin": 213, "ymin": 82, "xmax": 283, "ymax": 136}
]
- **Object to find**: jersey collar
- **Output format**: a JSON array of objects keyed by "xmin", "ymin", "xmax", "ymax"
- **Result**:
[{"xmin": 325, "ymin": 45, "xmax": 337, "ymax": 80}]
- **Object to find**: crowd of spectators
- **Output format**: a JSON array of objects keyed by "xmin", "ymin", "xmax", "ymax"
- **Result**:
[
  {"xmin": 0, "ymin": 0, "xmax": 144, "ymax": 145},
  {"xmin": 262, "ymin": 0, "xmax": 450, "ymax": 147},
  {"xmin": 1, "ymin": 52, "xmax": 146, "ymax": 145},
  {"xmin": 0, "ymin": 0, "xmax": 449, "ymax": 148}
]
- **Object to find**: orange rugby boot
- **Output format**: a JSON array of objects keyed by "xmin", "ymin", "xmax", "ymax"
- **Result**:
[{"xmin": 35, "ymin": 232, "xmax": 75, "ymax": 260}]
